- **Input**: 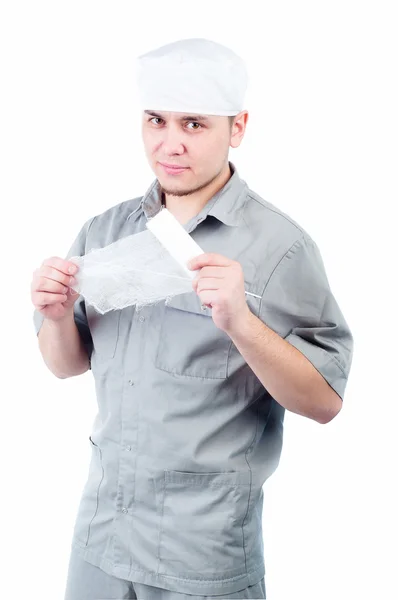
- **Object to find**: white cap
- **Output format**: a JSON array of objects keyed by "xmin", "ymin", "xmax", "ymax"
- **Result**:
[{"xmin": 135, "ymin": 38, "xmax": 248, "ymax": 116}]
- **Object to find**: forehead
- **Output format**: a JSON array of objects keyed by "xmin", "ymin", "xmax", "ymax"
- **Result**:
[{"xmin": 143, "ymin": 110, "xmax": 214, "ymax": 122}]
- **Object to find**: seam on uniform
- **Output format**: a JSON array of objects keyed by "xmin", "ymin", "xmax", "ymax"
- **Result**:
[
  {"xmin": 84, "ymin": 215, "xmax": 97, "ymax": 252},
  {"xmin": 235, "ymin": 191, "xmax": 249, "ymax": 227},
  {"xmin": 154, "ymin": 364, "xmax": 227, "ymax": 380},
  {"xmin": 240, "ymin": 199, "xmax": 254, "ymax": 233},
  {"xmin": 288, "ymin": 333, "xmax": 349, "ymax": 378},
  {"xmin": 85, "ymin": 439, "xmax": 104, "ymax": 546},
  {"xmin": 148, "ymin": 565, "xmax": 264, "ymax": 584},
  {"xmin": 241, "ymin": 401, "xmax": 260, "ymax": 576},
  {"xmin": 126, "ymin": 197, "xmax": 145, "ymax": 221},
  {"xmin": 226, "ymin": 339, "xmax": 234, "ymax": 377},
  {"xmin": 72, "ymin": 539, "xmax": 264, "ymax": 584},
  {"xmin": 156, "ymin": 472, "xmax": 166, "ymax": 575},
  {"xmin": 247, "ymin": 192, "xmax": 305, "ymax": 235},
  {"xmin": 258, "ymin": 235, "xmax": 305, "ymax": 314},
  {"xmin": 317, "ymin": 295, "xmax": 350, "ymax": 376}
]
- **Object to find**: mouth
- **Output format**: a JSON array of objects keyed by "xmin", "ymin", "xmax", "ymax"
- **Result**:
[{"xmin": 158, "ymin": 162, "xmax": 189, "ymax": 175}]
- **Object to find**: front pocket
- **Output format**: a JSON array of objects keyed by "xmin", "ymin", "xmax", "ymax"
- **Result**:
[
  {"xmin": 156, "ymin": 470, "xmax": 251, "ymax": 578},
  {"xmin": 72, "ymin": 436, "xmax": 104, "ymax": 547},
  {"xmin": 154, "ymin": 293, "xmax": 232, "ymax": 379},
  {"xmin": 86, "ymin": 306, "xmax": 121, "ymax": 359}
]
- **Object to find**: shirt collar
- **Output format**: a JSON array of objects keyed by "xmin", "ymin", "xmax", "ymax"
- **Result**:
[{"xmin": 127, "ymin": 161, "xmax": 248, "ymax": 227}]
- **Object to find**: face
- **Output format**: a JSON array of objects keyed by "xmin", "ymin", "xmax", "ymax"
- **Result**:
[{"xmin": 141, "ymin": 110, "xmax": 247, "ymax": 197}]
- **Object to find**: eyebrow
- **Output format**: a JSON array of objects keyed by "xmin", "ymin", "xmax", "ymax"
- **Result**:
[{"xmin": 144, "ymin": 110, "xmax": 209, "ymax": 122}]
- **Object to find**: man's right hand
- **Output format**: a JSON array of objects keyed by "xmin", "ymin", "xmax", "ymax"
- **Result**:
[{"xmin": 31, "ymin": 257, "xmax": 80, "ymax": 321}]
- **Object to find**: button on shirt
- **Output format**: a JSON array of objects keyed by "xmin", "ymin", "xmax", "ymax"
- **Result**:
[{"xmin": 33, "ymin": 161, "xmax": 354, "ymax": 596}]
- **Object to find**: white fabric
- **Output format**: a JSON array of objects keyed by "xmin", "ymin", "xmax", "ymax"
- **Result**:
[
  {"xmin": 146, "ymin": 208, "xmax": 203, "ymax": 279},
  {"xmin": 135, "ymin": 38, "xmax": 248, "ymax": 116},
  {"xmin": 69, "ymin": 210, "xmax": 204, "ymax": 314},
  {"xmin": 69, "ymin": 208, "xmax": 261, "ymax": 314},
  {"xmin": 69, "ymin": 229, "xmax": 195, "ymax": 314}
]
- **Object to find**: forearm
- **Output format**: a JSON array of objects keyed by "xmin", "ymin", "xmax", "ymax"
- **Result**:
[
  {"xmin": 38, "ymin": 314, "xmax": 90, "ymax": 378},
  {"xmin": 227, "ymin": 310, "xmax": 342, "ymax": 424}
]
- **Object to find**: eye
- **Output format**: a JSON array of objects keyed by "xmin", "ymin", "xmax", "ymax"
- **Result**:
[{"xmin": 148, "ymin": 118, "xmax": 202, "ymax": 129}]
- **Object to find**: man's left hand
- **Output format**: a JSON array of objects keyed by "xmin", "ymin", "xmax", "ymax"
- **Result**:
[{"xmin": 188, "ymin": 253, "xmax": 251, "ymax": 334}]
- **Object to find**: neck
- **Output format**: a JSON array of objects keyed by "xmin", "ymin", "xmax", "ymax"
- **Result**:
[{"xmin": 162, "ymin": 162, "xmax": 232, "ymax": 225}]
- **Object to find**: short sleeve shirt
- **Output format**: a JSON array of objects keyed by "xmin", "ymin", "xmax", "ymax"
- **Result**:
[{"xmin": 33, "ymin": 161, "xmax": 354, "ymax": 596}]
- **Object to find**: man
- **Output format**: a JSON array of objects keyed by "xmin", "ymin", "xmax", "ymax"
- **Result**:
[{"xmin": 31, "ymin": 39, "xmax": 354, "ymax": 600}]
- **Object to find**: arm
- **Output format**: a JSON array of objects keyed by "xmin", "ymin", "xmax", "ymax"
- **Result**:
[
  {"xmin": 189, "ymin": 234, "xmax": 354, "ymax": 425},
  {"xmin": 227, "ymin": 310, "xmax": 343, "ymax": 424},
  {"xmin": 33, "ymin": 216, "xmax": 95, "ymax": 378},
  {"xmin": 38, "ymin": 313, "xmax": 90, "ymax": 378}
]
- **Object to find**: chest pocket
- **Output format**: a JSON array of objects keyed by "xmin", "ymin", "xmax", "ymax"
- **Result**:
[
  {"xmin": 155, "ymin": 292, "xmax": 229, "ymax": 379},
  {"xmin": 154, "ymin": 285, "xmax": 261, "ymax": 380},
  {"xmin": 86, "ymin": 305, "xmax": 121, "ymax": 360}
]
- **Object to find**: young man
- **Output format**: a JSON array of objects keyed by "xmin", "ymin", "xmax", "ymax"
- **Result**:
[{"xmin": 32, "ymin": 39, "xmax": 354, "ymax": 600}]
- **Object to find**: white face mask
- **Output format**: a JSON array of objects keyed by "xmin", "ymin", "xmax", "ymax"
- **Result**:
[{"xmin": 69, "ymin": 209, "xmax": 202, "ymax": 315}]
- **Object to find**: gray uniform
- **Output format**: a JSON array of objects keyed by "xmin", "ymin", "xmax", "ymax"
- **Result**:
[{"xmin": 33, "ymin": 161, "xmax": 354, "ymax": 597}]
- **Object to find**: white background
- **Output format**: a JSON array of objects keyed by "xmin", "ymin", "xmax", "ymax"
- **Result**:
[{"xmin": 1, "ymin": 1, "xmax": 397, "ymax": 598}]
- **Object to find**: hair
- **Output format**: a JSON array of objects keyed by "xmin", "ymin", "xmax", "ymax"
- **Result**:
[{"xmin": 228, "ymin": 115, "xmax": 235, "ymax": 129}]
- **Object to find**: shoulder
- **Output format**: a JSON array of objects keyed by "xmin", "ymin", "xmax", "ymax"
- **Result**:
[
  {"xmin": 244, "ymin": 186, "xmax": 307, "ymax": 236},
  {"xmin": 91, "ymin": 196, "xmax": 143, "ymax": 225},
  {"xmin": 85, "ymin": 196, "xmax": 144, "ymax": 247},
  {"xmin": 242, "ymin": 185, "xmax": 316, "ymax": 256}
]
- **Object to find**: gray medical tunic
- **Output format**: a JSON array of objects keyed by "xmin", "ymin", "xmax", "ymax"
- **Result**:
[{"xmin": 33, "ymin": 161, "xmax": 354, "ymax": 596}]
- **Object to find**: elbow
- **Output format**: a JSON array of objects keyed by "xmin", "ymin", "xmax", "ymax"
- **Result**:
[
  {"xmin": 317, "ymin": 393, "xmax": 343, "ymax": 424},
  {"xmin": 55, "ymin": 367, "xmax": 89, "ymax": 379}
]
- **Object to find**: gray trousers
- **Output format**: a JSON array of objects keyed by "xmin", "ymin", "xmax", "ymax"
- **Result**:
[{"xmin": 64, "ymin": 544, "xmax": 266, "ymax": 600}]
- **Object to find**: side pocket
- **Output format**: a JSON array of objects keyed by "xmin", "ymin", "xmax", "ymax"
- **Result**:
[
  {"xmin": 72, "ymin": 436, "xmax": 104, "ymax": 547},
  {"xmin": 156, "ymin": 470, "xmax": 251, "ymax": 579}
]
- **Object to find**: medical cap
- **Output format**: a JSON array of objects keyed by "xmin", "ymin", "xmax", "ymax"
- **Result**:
[{"xmin": 135, "ymin": 38, "xmax": 248, "ymax": 116}]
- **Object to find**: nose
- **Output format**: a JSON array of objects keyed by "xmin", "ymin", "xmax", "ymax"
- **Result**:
[{"xmin": 161, "ymin": 122, "xmax": 185, "ymax": 155}]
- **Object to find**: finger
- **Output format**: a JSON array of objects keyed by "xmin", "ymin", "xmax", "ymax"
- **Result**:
[
  {"xmin": 188, "ymin": 253, "xmax": 232, "ymax": 271},
  {"xmin": 41, "ymin": 256, "xmax": 79, "ymax": 276},
  {"xmin": 196, "ymin": 277, "xmax": 223, "ymax": 293},
  {"xmin": 38, "ymin": 265, "xmax": 77, "ymax": 288},
  {"xmin": 34, "ymin": 275, "xmax": 71, "ymax": 295},
  {"xmin": 196, "ymin": 290, "xmax": 217, "ymax": 308},
  {"xmin": 33, "ymin": 290, "xmax": 68, "ymax": 309},
  {"xmin": 194, "ymin": 266, "xmax": 226, "ymax": 279}
]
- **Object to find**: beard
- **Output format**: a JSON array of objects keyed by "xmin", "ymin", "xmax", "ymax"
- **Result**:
[{"xmin": 159, "ymin": 165, "xmax": 224, "ymax": 198}]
